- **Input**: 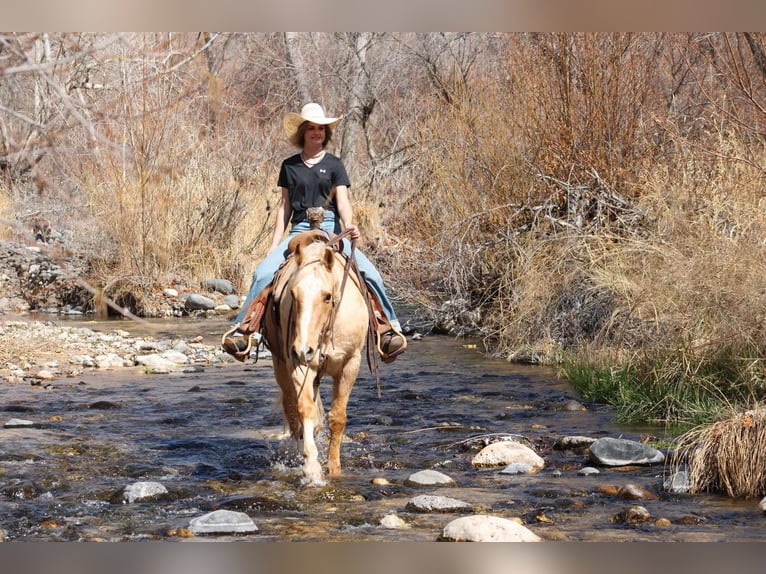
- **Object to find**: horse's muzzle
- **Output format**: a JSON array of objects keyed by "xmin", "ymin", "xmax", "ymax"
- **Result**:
[{"xmin": 292, "ymin": 345, "xmax": 318, "ymax": 365}]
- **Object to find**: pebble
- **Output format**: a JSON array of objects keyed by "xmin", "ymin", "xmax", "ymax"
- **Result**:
[
  {"xmin": 380, "ymin": 514, "xmax": 410, "ymax": 529},
  {"xmin": 123, "ymin": 481, "xmax": 168, "ymax": 503},
  {"xmin": 618, "ymin": 484, "xmax": 658, "ymax": 500},
  {"xmin": 4, "ymin": 418, "xmax": 36, "ymax": 428},
  {"xmin": 500, "ymin": 463, "xmax": 535, "ymax": 475},
  {"xmin": 589, "ymin": 437, "xmax": 665, "ymax": 466},
  {"xmin": 471, "ymin": 440, "xmax": 545, "ymax": 472},
  {"xmin": 664, "ymin": 470, "xmax": 691, "ymax": 493},
  {"xmin": 405, "ymin": 495, "xmax": 472, "ymax": 513},
  {"xmin": 188, "ymin": 510, "xmax": 258, "ymax": 534},
  {"xmin": 554, "ymin": 435, "xmax": 597, "ymax": 450},
  {"xmin": 440, "ymin": 515, "xmax": 541, "ymax": 542},
  {"xmin": 612, "ymin": 505, "xmax": 651, "ymax": 524},
  {"xmin": 404, "ymin": 469, "xmax": 455, "ymax": 487}
]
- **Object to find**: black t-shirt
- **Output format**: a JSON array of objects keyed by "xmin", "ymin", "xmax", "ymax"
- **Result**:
[{"xmin": 277, "ymin": 152, "xmax": 351, "ymax": 225}]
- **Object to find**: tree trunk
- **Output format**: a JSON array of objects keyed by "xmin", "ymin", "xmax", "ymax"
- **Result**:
[
  {"xmin": 284, "ymin": 32, "xmax": 312, "ymax": 105},
  {"xmin": 339, "ymin": 32, "xmax": 375, "ymax": 185}
]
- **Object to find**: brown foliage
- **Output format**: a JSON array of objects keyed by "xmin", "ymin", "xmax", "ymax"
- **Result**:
[{"xmin": 673, "ymin": 406, "xmax": 766, "ymax": 498}]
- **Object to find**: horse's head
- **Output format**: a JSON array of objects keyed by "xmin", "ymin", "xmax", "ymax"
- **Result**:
[{"xmin": 288, "ymin": 241, "xmax": 338, "ymax": 366}]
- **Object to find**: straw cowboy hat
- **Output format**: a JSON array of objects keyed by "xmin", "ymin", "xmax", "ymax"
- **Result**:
[{"xmin": 283, "ymin": 102, "xmax": 343, "ymax": 140}]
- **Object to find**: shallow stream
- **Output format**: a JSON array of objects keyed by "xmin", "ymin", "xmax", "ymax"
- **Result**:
[{"xmin": 0, "ymin": 318, "xmax": 763, "ymax": 541}]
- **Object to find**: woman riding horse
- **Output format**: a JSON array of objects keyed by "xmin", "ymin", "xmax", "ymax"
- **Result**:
[{"xmin": 222, "ymin": 102, "xmax": 406, "ymax": 363}]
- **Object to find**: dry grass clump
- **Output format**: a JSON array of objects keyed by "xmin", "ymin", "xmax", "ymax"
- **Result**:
[{"xmin": 672, "ymin": 406, "xmax": 766, "ymax": 498}]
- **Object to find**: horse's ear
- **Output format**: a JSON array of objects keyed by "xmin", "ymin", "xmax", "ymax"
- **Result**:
[
  {"xmin": 323, "ymin": 246, "xmax": 335, "ymax": 270},
  {"xmin": 294, "ymin": 243, "xmax": 303, "ymax": 265}
]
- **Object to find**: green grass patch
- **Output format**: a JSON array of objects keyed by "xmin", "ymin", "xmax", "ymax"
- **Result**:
[{"xmin": 560, "ymin": 345, "xmax": 766, "ymax": 427}]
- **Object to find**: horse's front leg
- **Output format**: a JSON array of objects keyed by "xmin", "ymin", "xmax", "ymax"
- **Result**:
[
  {"xmin": 327, "ymin": 357, "xmax": 361, "ymax": 476},
  {"xmin": 295, "ymin": 368, "xmax": 324, "ymax": 485}
]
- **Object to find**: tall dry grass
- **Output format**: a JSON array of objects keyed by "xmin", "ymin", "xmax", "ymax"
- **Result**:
[
  {"xmin": 671, "ymin": 406, "xmax": 766, "ymax": 498},
  {"xmin": 378, "ymin": 33, "xmax": 766, "ymax": 428}
]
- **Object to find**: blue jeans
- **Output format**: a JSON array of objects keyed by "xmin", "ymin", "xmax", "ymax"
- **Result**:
[{"xmin": 235, "ymin": 213, "xmax": 400, "ymax": 330}]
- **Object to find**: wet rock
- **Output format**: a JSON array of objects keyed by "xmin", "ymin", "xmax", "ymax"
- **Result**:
[
  {"xmin": 471, "ymin": 440, "xmax": 545, "ymax": 472},
  {"xmin": 88, "ymin": 400, "xmax": 121, "ymax": 410},
  {"xmin": 4, "ymin": 418, "xmax": 36, "ymax": 428},
  {"xmin": 380, "ymin": 514, "xmax": 410, "ymax": 529},
  {"xmin": 122, "ymin": 481, "xmax": 168, "ymax": 503},
  {"xmin": 2, "ymin": 405, "xmax": 36, "ymax": 413},
  {"xmin": 578, "ymin": 466, "xmax": 600, "ymax": 476},
  {"xmin": 214, "ymin": 495, "xmax": 302, "ymax": 513},
  {"xmin": 664, "ymin": 470, "xmax": 691, "ymax": 494},
  {"xmin": 617, "ymin": 484, "xmax": 658, "ymax": 500},
  {"xmin": 440, "ymin": 515, "xmax": 541, "ymax": 542},
  {"xmin": 760, "ymin": 497, "xmax": 766, "ymax": 513},
  {"xmin": 551, "ymin": 399, "xmax": 586, "ymax": 411},
  {"xmin": 554, "ymin": 435, "xmax": 597, "ymax": 450},
  {"xmin": 405, "ymin": 494, "xmax": 472, "ymax": 513},
  {"xmin": 588, "ymin": 437, "xmax": 665, "ymax": 466},
  {"xmin": 405, "ymin": 469, "xmax": 455, "ymax": 487},
  {"xmin": 612, "ymin": 505, "xmax": 651, "ymax": 524},
  {"xmin": 1, "ymin": 480, "xmax": 44, "ymax": 500},
  {"xmin": 500, "ymin": 463, "xmax": 536, "ymax": 475},
  {"xmin": 188, "ymin": 509, "xmax": 258, "ymax": 535}
]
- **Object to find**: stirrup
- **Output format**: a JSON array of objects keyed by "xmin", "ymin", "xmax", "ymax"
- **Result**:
[
  {"xmin": 221, "ymin": 324, "xmax": 253, "ymax": 362},
  {"xmin": 377, "ymin": 326, "xmax": 407, "ymax": 364}
]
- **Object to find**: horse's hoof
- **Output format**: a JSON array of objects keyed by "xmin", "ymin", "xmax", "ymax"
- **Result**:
[{"xmin": 301, "ymin": 476, "xmax": 327, "ymax": 487}]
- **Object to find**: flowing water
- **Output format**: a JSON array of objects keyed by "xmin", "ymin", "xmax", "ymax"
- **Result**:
[{"xmin": 0, "ymin": 317, "xmax": 763, "ymax": 542}]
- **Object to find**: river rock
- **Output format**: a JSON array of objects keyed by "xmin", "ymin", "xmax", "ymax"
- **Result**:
[
  {"xmin": 664, "ymin": 470, "xmax": 691, "ymax": 494},
  {"xmin": 500, "ymin": 462, "xmax": 536, "ymax": 475},
  {"xmin": 578, "ymin": 466, "xmax": 600, "ymax": 476},
  {"xmin": 612, "ymin": 505, "xmax": 651, "ymax": 524},
  {"xmin": 471, "ymin": 440, "xmax": 545, "ymax": 472},
  {"xmin": 222, "ymin": 294, "xmax": 240, "ymax": 309},
  {"xmin": 760, "ymin": 497, "xmax": 766, "ymax": 513},
  {"xmin": 188, "ymin": 509, "xmax": 258, "ymax": 534},
  {"xmin": 618, "ymin": 483, "xmax": 658, "ymax": 500},
  {"xmin": 554, "ymin": 435, "xmax": 597, "ymax": 450},
  {"xmin": 123, "ymin": 481, "xmax": 168, "ymax": 503},
  {"xmin": 405, "ymin": 494, "xmax": 472, "ymax": 513},
  {"xmin": 4, "ymin": 418, "xmax": 36, "ymax": 428},
  {"xmin": 95, "ymin": 353, "xmax": 129, "ymax": 369},
  {"xmin": 588, "ymin": 437, "xmax": 665, "ymax": 466},
  {"xmin": 405, "ymin": 469, "xmax": 455, "ymax": 487},
  {"xmin": 160, "ymin": 350, "xmax": 189, "ymax": 365},
  {"xmin": 136, "ymin": 354, "xmax": 179, "ymax": 373},
  {"xmin": 440, "ymin": 515, "xmax": 541, "ymax": 542},
  {"xmin": 380, "ymin": 514, "xmax": 410, "ymax": 529},
  {"xmin": 185, "ymin": 294, "xmax": 216, "ymax": 311},
  {"xmin": 203, "ymin": 278, "xmax": 235, "ymax": 295}
]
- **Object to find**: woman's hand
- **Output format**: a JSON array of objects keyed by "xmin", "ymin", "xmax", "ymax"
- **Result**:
[{"xmin": 345, "ymin": 223, "xmax": 360, "ymax": 240}]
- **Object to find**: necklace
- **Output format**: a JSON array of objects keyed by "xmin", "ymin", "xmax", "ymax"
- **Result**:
[{"xmin": 301, "ymin": 150, "xmax": 324, "ymax": 167}]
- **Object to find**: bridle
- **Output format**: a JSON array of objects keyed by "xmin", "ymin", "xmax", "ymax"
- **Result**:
[{"xmin": 288, "ymin": 228, "xmax": 382, "ymax": 401}]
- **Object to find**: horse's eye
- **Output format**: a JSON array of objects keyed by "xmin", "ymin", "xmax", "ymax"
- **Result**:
[{"xmin": 323, "ymin": 293, "xmax": 332, "ymax": 303}]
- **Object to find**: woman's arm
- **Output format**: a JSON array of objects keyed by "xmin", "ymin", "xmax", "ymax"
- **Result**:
[
  {"xmin": 267, "ymin": 187, "xmax": 292, "ymax": 254},
  {"xmin": 334, "ymin": 185, "xmax": 360, "ymax": 239}
]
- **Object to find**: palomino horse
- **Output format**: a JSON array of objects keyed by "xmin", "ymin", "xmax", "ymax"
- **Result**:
[{"xmin": 262, "ymin": 232, "xmax": 368, "ymax": 485}]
